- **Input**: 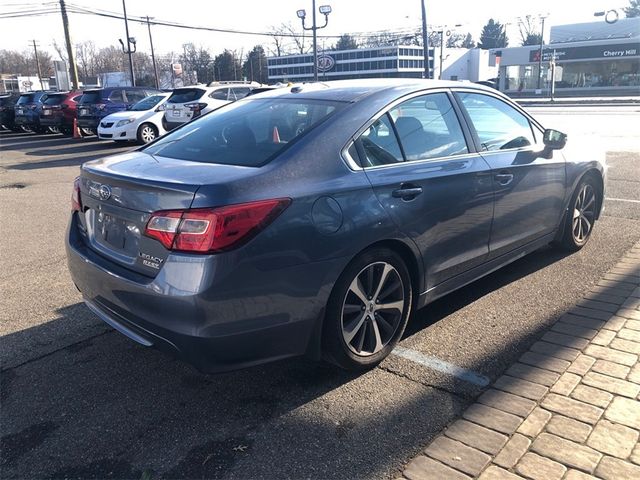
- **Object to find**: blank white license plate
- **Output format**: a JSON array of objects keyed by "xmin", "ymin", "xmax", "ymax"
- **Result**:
[
  {"xmin": 79, "ymin": 109, "xmax": 88, "ymax": 115},
  {"xmin": 172, "ymin": 110, "xmax": 180, "ymax": 117},
  {"xmin": 17, "ymin": 109, "xmax": 24, "ymax": 115},
  {"xmin": 43, "ymin": 110, "xmax": 51, "ymax": 115}
]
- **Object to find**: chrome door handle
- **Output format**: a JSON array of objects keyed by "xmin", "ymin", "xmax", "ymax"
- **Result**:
[{"xmin": 495, "ymin": 173, "xmax": 514, "ymax": 185}]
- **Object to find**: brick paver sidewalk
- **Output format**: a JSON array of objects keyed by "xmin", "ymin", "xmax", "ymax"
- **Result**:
[{"xmin": 401, "ymin": 243, "xmax": 640, "ymax": 480}]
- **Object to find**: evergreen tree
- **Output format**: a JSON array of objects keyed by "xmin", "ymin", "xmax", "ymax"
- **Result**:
[
  {"xmin": 478, "ymin": 19, "xmax": 508, "ymax": 49},
  {"xmin": 624, "ymin": 0, "xmax": 640, "ymax": 17},
  {"xmin": 242, "ymin": 45, "xmax": 268, "ymax": 84},
  {"xmin": 334, "ymin": 34, "xmax": 358, "ymax": 51}
]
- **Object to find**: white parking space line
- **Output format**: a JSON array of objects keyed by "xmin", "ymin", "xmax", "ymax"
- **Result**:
[
  {"xmin": 606, "ymin": 197, "xmax": 640, "ymax": 204},
  {"xmin": 391, "ymin": 346, "xmax": 491, "ymax": 387}
]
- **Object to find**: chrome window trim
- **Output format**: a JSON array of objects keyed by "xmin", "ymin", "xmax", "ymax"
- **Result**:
[
  {"xmin": 339, "ymin": 87, "xmax": 474, "ymax": 172},
  {"xmin": 362, "ymin": 151, "xmax": 483, "ymax": 171}
]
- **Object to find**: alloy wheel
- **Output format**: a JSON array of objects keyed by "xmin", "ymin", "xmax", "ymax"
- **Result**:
[
  {"xmin": 341, "ymin": 261, "xmax": 405, "ymax": 356},
  {"xmin": 572, "ymin": 183, "xmax": 596, "ymax": 243}
]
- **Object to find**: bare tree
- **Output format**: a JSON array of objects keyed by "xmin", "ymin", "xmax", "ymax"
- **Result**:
[
  {"xmin": 269, "ymin": 23, "xmax": 308, "ymax": 56},
  {"xmin": 518, "ymin": 16, "xmax": 542, "ymax": 46}
]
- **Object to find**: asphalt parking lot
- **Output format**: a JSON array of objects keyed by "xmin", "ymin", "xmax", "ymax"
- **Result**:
[{"xmin": 1, "ymin": 105, "xmax": 639, "ymax": 479}]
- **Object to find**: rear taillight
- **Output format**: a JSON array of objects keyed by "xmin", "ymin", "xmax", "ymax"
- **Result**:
[
  {"xmin": 96, "ymin": 103, "xmax": 106, "ymax": 110},
  {"xmin": 184, "ymin": 102, "xmax": 207, "ymax": 112},
  {"xmin": 29, "ymin": 104, "xmax": 37, "ymax": 110},
  {"xmin": 71, "ymin": 176, "xmax": 82, "ymax": 212},
  {"xmin": 144, "ymin": 198, "xmax": 291, "ymax": 253}
]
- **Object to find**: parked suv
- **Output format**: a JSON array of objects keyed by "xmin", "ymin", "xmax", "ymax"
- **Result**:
[
  {"xmin": 163, "ymin": 82, "xmax": 257, "ymax": 130},
  {"xmin": 39, "ymin": 90, "xmax": 84, "ymax": 135},
  {"xmin": 0, "ymin": 92, "xmax": 20, "ymax": 131},
  {"xmin": 14, "ymin": 91, "xmax": 52, "ymax": 133},
  {"xmin": 77, "ymin": 87, "xmax": 162, "ymax": 134}
]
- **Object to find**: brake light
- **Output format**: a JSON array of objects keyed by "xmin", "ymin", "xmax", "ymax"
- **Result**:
[
  {"xmin": 184, "ymin": 102, "xmax": 208, "ymax": 112},
  {"xmin": 71, "ymin": 176, "xmax": 82, "ymax": 212},
  {"xmin": 96, "ymin": 103, "xmax": 106, "ymax": 110},
  {"xmin": 144, "ymin": 198, "xmax": 291, "ymax": 253}
]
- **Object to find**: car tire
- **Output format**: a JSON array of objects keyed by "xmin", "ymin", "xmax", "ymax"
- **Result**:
[
  {"xmin": 137, "ymin": 123, "xmax": 157, "ymax": 144},
  {"xmin": 80, "ymin": 128, "xmax": 94, "ymax": 137},
  {"xmin": 556, "ymin": 175, "xmax": 600, "ymax": 251},
  {"xmin": 323, "ymin": 247, "xmax": 413, "ymax": 371}
]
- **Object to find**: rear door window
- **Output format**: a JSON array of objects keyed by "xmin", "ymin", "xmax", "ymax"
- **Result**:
[
  {"xmin": 167, "ymin": 88, "xmax": 205, "ymax": 104},
  {"xmin": 230, "ymin": 87, "xmax": 251, "ymax": 100},
  {"xmin": 457, "ymin": 92, "xmax": 535, "ymax": 151},
  {"xmin": 388, "ymin": 92, "xmax": 469, "ymax": 161},
  {"xmin": 144, "ymin": 98, "xmax": 343, "ymax": 167}
]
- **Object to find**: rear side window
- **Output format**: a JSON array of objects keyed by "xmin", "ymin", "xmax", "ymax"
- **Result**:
[
  {"xmin": 168, "ymin": 88, "xmax": 205, "ymax": 103},
  {"xmin": 457, "ymin": 92, "xmax": 535, "ymax": 151},
  {"xmin": 43, "ymin": 95, "xmax": 66, "ymax": 105},
  {"xmin": 144, "ymin": 98, "xmax": 343, "ymax": 167},
  {"xmin": 79, "ymin": 91, "xmax": 102, "ymax": 104},
  {"xmin": 210, "ymin": 88, "xmax": 228, "ymax": 100},
  {"xmin": 125, "ymin": 89, "xmax": 146, "ymax": 103},
  {"xmin": 389, "ymin": 92, "xmax": 468, "ymax": 161},
  {"xmin": 108, "ymin": 90, "xmax": 124, "ymax": 102},
  {"xmin": 357, "ymin": 114, "xmax": 403, "ymax": 167}
]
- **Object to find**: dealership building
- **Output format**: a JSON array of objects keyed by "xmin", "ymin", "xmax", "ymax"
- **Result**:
[
  {"xmin": 266, "ymin": 45, "xmax": 496, "ymax": 83},
  {"xmin": 490, "ymin": 17, "xmax": 640, "ymax": 96}
]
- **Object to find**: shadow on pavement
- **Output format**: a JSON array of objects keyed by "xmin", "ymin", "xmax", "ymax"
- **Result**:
[{"xmin": 5, "ymin": 249, "xmax": 637, "ymax": 479}]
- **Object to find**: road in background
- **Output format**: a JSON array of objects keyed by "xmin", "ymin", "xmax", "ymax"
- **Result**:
[{"xmin": 1, "ymin": 104, "xmax": 639, "ymax": 479}]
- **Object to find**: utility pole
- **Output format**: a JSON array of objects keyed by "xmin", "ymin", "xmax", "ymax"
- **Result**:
[
  {"xmin": 146, "ymin": 16, "xmax": 159, "ymax": 89},
  {"xmin": 421, "ymin": 0, "xmax": 430, "ymax": 79},
  {"xmin": 120, "ymin": 0, "xmax": 136, "ymax": 86},
  {"xmin": 536, "ymin": 15, "xmax": 546, "ymax": 90},
  {"xmin": 59, "ymin": 0, "xmax": 79, "ymax": 89},
  {"xmin": 30, "ymin": 40, "xmax": 44, "ymax": 90},
  {"xmin": 439, "ymin": 31, "xmax": 444, "ymax": 80}
]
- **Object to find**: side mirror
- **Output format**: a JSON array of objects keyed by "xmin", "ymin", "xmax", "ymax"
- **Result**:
[
  {"xmin": 543, "ymin": 129, "xmax": 567, "ymax": 150},
  {"xmin": 155, "ymin": 104, "xmax": 166, "ymax": 112}
]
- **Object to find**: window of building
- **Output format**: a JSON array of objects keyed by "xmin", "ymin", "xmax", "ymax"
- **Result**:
[{"xmin": 457, "ymin": 92, "xmax": 535, "ymax": 151}]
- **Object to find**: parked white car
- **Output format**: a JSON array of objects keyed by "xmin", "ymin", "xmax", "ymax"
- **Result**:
[
  {"xmin": 97, "ymin": 93, "xmax": 170, "ymax": 144},
  {"xmin": 163, "ymin": 82, "xmax": 259, "ymax": 131}
]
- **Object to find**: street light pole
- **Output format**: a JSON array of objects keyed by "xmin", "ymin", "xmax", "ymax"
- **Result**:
[
  {"xmin": 536, "ymin": 15, "xmax": 546, "ymax": 90},
  {"xmin": 121, "ymin": 0, "xmax": 136, "ymax": 86},
  {"xmin": 421, "ymin": 0, "xmax": 430, "ymax": 79},
  {"xmin": 297, "ymin": 2, "xmax": 332, "ymax": 82},
  {"xmin": 146, "ymin": 16, "xmax": 159, "ymax": 89}
]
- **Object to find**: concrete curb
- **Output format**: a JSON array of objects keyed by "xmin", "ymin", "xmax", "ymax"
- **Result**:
[{"xmin": 400, "ymin": 243, "xmax": 640, "ymax": 480}]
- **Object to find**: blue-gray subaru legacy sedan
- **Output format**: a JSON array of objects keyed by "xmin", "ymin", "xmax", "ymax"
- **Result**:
[{"xmin": 66, "ymin": 79, "xmax": 605, "ymax": 372}]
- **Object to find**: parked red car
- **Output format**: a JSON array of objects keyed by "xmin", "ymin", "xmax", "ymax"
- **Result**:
[{"xmin": 39, "ymin": 90, "xmax": 84, "ymax": 135}]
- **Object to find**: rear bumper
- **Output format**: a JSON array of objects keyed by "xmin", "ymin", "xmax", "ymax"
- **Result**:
[
  {"xmin": 15, "ymin": 114, "xmax": 38, "ymax": 126},
  {"xmin": 163, "ymin": 119, "xmax": 187, "ymax": 131},
  {"xmin": 77, "ymin": 117, "xmax": 100, "ymax": 128},
  {"xmin": 66, "ymin": 215, "xmax": 344, "ymax": 372},
  {"xmin": 39, "ymin": 116, "xmax": 69, "ymax": 127}
]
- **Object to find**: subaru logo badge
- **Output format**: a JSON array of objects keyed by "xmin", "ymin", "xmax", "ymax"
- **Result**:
[{"xmin": 98, "ymin": 185, "xmax": 112, "ymax": 201}]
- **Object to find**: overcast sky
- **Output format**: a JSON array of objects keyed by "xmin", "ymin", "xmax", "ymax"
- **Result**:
[{"xmin": 0, "ymin": 0, "xmax": 627, "ymax": 59}]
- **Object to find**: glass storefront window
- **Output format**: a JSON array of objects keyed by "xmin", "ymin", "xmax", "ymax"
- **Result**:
[{"xmin": 504, "ymin": 59, "xmax": 639, "ymax": 91}]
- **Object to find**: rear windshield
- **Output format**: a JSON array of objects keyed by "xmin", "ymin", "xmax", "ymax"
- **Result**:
[
  {"xmin": 168, "ymin": 88, "xmax": 205, "ymax": 104},
  {"xmin": 17, "ymin": 94, "xmax": 35, "ymax": 104},
  {"xmin": 144, "ymin": 98, "xmax": 343, "ymax": 167},
  {"xmin": 43, "ymin": 94, "xmax": 66, "ymax": 105},
  {"xmin": 79, "ymin": 91, "xmax": 103, "ymax": 104},
  {"xmin": 130, "ymin": 95, "xmax": 165, "ymax": 111}
]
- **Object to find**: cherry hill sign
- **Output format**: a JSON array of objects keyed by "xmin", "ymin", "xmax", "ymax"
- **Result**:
[{"xmin": 529, "ymin": 42, "xmax": 640, "ymax": 63}]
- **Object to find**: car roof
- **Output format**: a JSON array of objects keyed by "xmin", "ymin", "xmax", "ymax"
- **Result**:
[{"xmin": 252, "ymin": 78, "xmax": 496, "ymax": 103}]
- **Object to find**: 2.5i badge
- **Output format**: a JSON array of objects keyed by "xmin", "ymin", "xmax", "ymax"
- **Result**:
[{"xmin": 139, "ymin": 252, "xmax": 164, "ymax": 270}]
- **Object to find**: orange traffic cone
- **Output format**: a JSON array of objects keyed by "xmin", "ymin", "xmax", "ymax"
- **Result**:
[
  {"xmin": 272, "ymin": 126, "xmax": 280, "ymax": 143},
  {"xmin": 72, "ymin": 118, "xmax": 81, "ymax": 139}
]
